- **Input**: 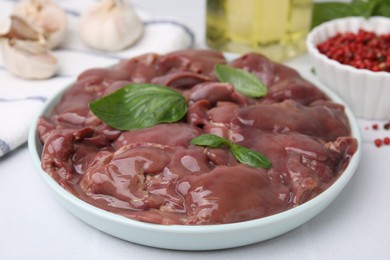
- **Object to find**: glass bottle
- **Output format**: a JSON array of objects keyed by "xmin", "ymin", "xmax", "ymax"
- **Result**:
[{"xmin": 206, "ymin": 0, "xmax": 313, "ymax": 62}]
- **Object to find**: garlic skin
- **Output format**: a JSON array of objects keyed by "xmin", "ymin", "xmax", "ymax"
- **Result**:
[
  {"xmin": 79, "ymin": 0, "xmax": 144, "ymax": 51},
  {"xmin": 13, "ymin": 0, "xmax": 67, "ymax": 49},
  {"xmin": 0, "ymin": 38, "xmax": 58, "ymax": 79}
]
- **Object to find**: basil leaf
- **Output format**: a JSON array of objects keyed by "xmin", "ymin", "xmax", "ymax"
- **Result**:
[
  {"xmin": 89, "ymin": 83, "xmax": 187, "ymax": 130},
  {"xmin": 191, "ymin": 134, "xmax": 272, "ymax": 169},
  {"xmin": 350, "ymin": 0, "xmax": 378, "ymax": 17},
  {"xmin": 374, "ymin": 0, "xmax": 390, "ymax": 16},
  {"xmin": 311, "ymin": 0, "xmax": 385, "ymax": 29},
  {"xmin": 230, "ymin": 144, "xmax": 272, "ymax": 169},
  {"xmin": 214, "ymin": 64, "xmax": 267, "ymax": 98},
  {"xmin": 190, "ymin": 134, "xmax": 231, "ymax": 148},
  {"xmin": 311, "ymin": 3, "xmax": 357, "ymax": 29}
]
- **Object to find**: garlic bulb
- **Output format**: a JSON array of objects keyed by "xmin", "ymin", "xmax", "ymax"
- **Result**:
[
  {"xmin": 0, "ymin": 15, "xmax": 42, "ymax": 42},
  {"xmin": 0, "ymin": 15, "xmax": 57, "ymax": 79},
  {"xmin": 0, "ymin": 38, "xmax": 58, "ymax": 79},
  {"xmin": 79, "ymin": 0, "xmax": 144, "ymax": 51},
  {"xmin": 13, "ymin": 0, "xmax": 67, "ymax": 49}
]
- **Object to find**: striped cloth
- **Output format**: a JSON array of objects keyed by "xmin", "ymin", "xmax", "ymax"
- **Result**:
[{"xmin": 0, "ymin": 0, "xmax": 194, "ymax": 157}]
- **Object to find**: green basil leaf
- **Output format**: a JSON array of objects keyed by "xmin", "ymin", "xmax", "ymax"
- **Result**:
[
  {"xmin": 214, "ymin": 64, "xmax": 267, "ymax": 98},
  {"xmin": 311, "ymin": 3, "xmax": 356, "ymax": 29},
  {"xmin": 191, "ymin": 134, "xmax": 272, "ymax": 169},
  {"xmin": 373, "ymin": 0, "xmax": 390, "ymax": 16},
  {"xmin": 190, "ymin": 134, "xmax": 231, "ymax": 147},
  {"xmin": 89, "ymin": 83, "xmax": 187, "ymax": 130},
  {"xmin": 351, "ymin": 0, "xmax": 378, "ymax": 17},
  {"xmin": 230, "ymin": 144, "xmax": 272, "ymax": 169},
  {"xmin": 311, "ymin": 0, "xmax": 383, "ymax": 29}
]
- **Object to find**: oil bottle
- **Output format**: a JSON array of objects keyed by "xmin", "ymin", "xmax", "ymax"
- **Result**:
[{"xmin": 206, "ymin": 0, "xmax": 313, "ymax": 62}]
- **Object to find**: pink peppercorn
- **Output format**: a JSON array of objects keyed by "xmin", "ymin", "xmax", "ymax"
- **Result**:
[
  {"xmin": 374, "ymin": 138, "xmax": 383, "ymax": 147},
  {"xmin": 317, "ymin": 29, "xmax": 390, "ymax": 72}
]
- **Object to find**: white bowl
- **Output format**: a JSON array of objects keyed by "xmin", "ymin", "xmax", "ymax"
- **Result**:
[
  {"xmin": 28, "ymin": 71, "xmax": 362, "ymax": 251},
  {"xmin": 306, "ymin": 16, "xmax": 390, "ymax": 120}
]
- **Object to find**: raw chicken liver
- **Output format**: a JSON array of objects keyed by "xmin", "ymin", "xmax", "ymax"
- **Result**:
[{"xmin": 38, "ymin": 50, "xmax": 357, "ymax": 225}]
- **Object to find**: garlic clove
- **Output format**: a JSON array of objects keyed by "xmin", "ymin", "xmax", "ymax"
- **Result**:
[
  {"xmin": 0, "ymin": 15, "xmax": 42, "ymax": 42},
  {"xmin": 0, "ymin": 15, "xmax": 13, "ymax": 35},
  {"xmin": 0, "ymin": 38, "xmax": 58, "ymax": 79},
  {"xmin": 13, "ymin": 0, "xmax": 67, "ymax": 49},
  {"xmin": 79, "ymin": 0, "xmax": 144, "ymax": 52}
]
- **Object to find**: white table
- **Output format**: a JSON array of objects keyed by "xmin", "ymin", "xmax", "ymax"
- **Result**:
[{"xmin": 1, "ymin": 1, "xmax": 390, "ymax": 259}]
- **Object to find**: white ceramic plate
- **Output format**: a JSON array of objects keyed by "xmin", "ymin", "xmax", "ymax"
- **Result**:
[{"xmin": 28, "ymin": 66, "xmax": 362, "ymax": 251}]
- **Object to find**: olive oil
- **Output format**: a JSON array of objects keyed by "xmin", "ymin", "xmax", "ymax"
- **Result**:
[{"xmin": 206, "ymin": 0, "xmax": 312, "ymax": 62}]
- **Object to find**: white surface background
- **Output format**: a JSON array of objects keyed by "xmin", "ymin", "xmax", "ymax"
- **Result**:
[{"xmin": 1, "ymin": 0, "xmax": 390, "ymax": 259}]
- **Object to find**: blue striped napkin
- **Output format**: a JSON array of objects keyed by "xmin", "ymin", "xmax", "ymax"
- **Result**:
[{"xmin": 0, "ymin": 0, "xmax": 194, "ymax": 157}]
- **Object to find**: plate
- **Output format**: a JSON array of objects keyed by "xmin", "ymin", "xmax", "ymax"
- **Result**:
[{"xmin": 28, "ymin": 61, "xmax": 362, "ymax": 251}]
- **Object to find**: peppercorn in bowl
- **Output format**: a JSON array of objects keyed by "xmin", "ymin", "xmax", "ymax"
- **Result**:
[{"xmin": 306, "ymin": 16, "xmax": 390, "ymax": 120}]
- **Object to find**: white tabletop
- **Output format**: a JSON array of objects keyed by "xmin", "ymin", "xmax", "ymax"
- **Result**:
[{"xmin": 1, "ymin": 1, "xmax": 390, "ymax": 259}]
